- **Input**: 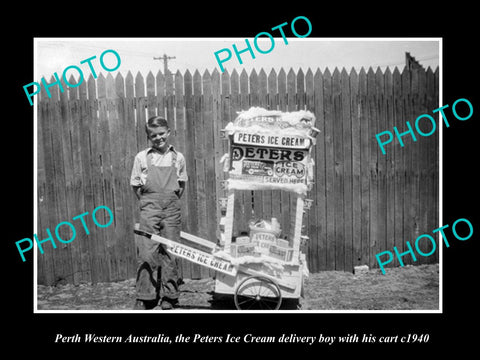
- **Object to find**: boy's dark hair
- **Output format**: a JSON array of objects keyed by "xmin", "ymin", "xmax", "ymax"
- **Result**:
[{"xmin": 146, "ymin": 116, "xmax": 169, "ymax": 133}]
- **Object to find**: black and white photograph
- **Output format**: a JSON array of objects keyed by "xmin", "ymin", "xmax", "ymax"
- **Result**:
[
  {"xmin": 6, "ymin": 6, "xmax": 479, "ymax": 354},
  {"xmin": 32, "ymin": 37, "xmax": 441, "ymax": 312}
]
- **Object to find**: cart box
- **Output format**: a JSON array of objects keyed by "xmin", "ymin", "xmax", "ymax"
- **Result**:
[
  {"xmin": 276, "ymin": 238, "xmax": 290, "ymax": 248},
  {"xmin": 235, "ymin": 236, "xmax": 251, "ymax": 245},
  {"xmin": 230, "ymin": 243, "xmax": 257, "ymax": 258},
  {"xmin": 250, "ymin": 231, "xmax": 277, "ymax": 243},
  {"xmin": 268, "ymin": 244, "xmax": 294, "ymax": 262},
  {"xmin": 253, "ymin": 239, "xmax": 274, "ymax": 255}
]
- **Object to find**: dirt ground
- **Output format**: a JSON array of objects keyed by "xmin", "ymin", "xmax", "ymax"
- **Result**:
[{"xmin": 36, "ymin": 263, "xmax": 439, "ymax": 311}]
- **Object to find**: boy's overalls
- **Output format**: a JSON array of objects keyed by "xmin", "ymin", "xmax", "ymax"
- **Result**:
[{"xmin": 136, "ymin": 150, "xmax": 181, "ymax": 304}]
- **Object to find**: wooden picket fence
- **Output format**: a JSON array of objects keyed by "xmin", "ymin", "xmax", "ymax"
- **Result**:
[{"xmin": 37, "ymin": 66, "xmax": 439, "ymax": 285}]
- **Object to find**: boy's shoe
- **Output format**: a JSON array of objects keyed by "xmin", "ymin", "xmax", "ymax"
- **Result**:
[
  {"xmin": 154, "ymin": 298, "xmax": 178, "ymax": 310},
  {"xmin": 133, "ymin": 300, "xmax": 146, "ymax": 310},
  {"xmin": 160, "ymin": 301, "xmax": 174, "ymax": 310},
  {"xmin": 134, "ymin": 299, "xmax": 159, "ymax": 310}
]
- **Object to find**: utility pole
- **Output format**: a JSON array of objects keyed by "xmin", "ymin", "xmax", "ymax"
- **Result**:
[{"xmin": 153, "ymin": 54, "xmax": 176, "ymax": 75}]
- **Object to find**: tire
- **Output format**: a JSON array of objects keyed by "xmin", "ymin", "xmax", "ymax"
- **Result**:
[{"xmin": 234, "ymin": 275, "xmax": 282, "ymax": 310}]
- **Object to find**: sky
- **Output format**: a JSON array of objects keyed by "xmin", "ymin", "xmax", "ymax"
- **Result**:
[{"xmin": 35, "ymin": 38, "xmax": 440, "ymax": 81}]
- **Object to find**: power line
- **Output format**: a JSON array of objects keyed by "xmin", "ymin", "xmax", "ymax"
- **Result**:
[{"xmin": 366, "ymin": 54, "xmax": 439, "ymax": 70}]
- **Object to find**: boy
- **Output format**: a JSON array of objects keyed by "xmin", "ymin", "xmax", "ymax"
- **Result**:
[{"xmin": 130, "ymin": 116, "xmax": 187, "ymax": 310}]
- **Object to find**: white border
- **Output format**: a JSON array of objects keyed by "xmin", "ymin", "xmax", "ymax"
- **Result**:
[{"xmin": 33, "ymin": 37, "xmax": 442, "ymax": 314}]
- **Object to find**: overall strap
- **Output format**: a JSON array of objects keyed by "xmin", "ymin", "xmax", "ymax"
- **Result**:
[{"xmin": 146, "ymin": 151, "xmax": 152, "ymax": 170}]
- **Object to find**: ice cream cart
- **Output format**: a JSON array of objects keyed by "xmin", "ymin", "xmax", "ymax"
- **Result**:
[{"xmin": 134, "ymin": 107, "xmax": 318, "ymax": 310}]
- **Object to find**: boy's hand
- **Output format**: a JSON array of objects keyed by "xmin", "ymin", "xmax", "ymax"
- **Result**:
[
  {"xmin": 133, "ymin": 186, "xmax": 143, "ymax": 200},
  {"xmin": 175, "ymin": 188, "xmax": 184, "ymax": 198},
  {"xmin": 176, "ymin": 181, "xmax": 186, "ymax": 198}
]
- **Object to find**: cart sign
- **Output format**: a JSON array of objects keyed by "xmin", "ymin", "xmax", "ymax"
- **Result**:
[
  {"xmin": 170, "ymin": 243, "xmax": 237, "ymax": 276},
  {"xmin": 229, "ymin": 144, "xmax": 310, "ymax": 189},
  {"xmin": 233, "ymin": 131, "xmax": 311, "ymax": 149},
  {"xmin": 134, "ymin": 228, "xmax": 238, "ymax": 277}
]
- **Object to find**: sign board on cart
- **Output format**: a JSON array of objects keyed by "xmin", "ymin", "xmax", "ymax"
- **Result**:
[
  {"xmin": 134, "ymin": 229, "xmax": 237, "ymax": 276},
  {"xmin": 170, "ymin": 243, "xmax": 237, "ymax": 276},
  {"xmin": 232, "ymin": 131, "xmax": 311, "ymax": 149},
  {"xmin": 225, "ymin": 117, "xmax": 315, "ymax": 194},
  {"xmin": 229, "ymin": 144, "xmax": 310, "ymax": 189}
]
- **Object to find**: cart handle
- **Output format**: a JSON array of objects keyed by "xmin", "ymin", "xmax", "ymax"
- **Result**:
[{"xmin": 134, "ymin": 229, "xmax": 152, "ymax": 238}]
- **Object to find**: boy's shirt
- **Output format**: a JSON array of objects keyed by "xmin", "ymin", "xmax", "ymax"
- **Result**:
[{"xmin": 130, "ymin": 145, "xmax": 188, "ymax": 188}]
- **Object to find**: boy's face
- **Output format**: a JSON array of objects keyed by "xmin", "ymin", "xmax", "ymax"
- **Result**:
[{"xmin": 147, "ymin": 126, "xmax": 170, "ymax": 151}]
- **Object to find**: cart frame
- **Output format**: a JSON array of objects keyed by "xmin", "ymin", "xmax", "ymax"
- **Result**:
[{"xmin": 213, "ymin": 187, "xmax": 308, "ymax": 309}]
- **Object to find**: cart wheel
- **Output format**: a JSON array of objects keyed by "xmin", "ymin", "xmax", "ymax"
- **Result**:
[{"xmin": 234, "ymin": 276, "xmax": 282, "ymax": 310}]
